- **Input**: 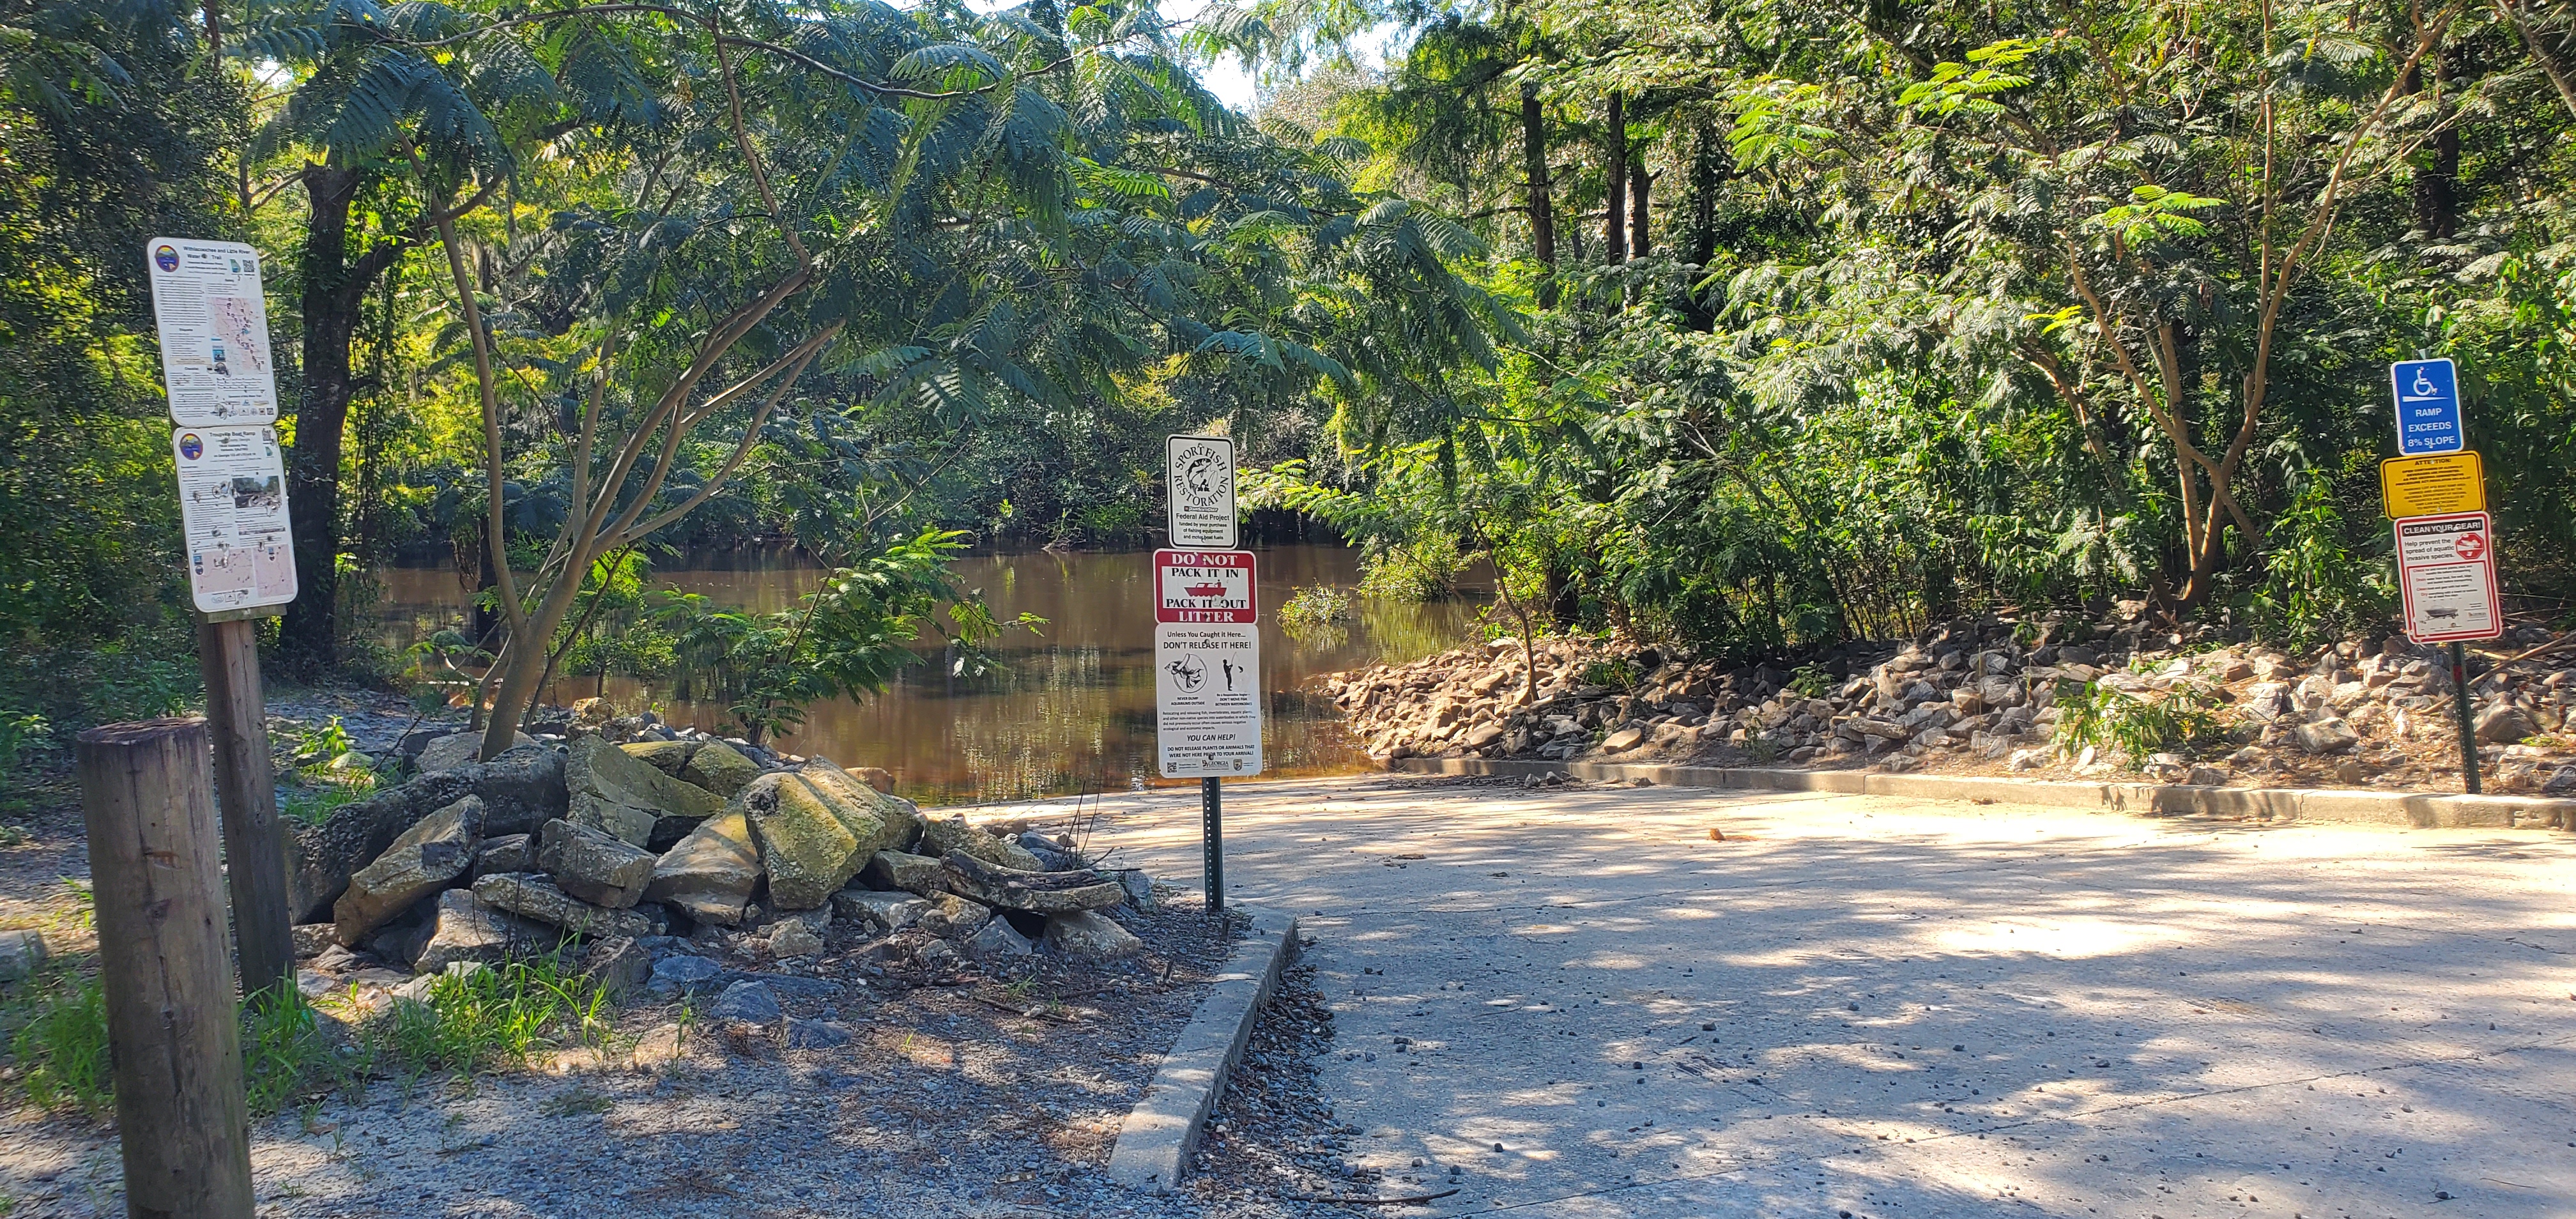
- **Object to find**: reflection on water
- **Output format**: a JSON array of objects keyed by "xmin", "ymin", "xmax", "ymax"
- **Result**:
[{"xmin": 372, "ymin": 545, "xmax": 1488, "ymax": 807}]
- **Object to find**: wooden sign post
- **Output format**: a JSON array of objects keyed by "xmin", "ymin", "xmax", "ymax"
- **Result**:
[{"xmin": 75, "ymin": 719, "xmax": 257, "ymax": 1219}]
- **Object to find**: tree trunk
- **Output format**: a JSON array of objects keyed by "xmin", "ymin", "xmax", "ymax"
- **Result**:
[
  {"xmin": 283, "ymin": 161, "xmax": 408, "ymax": 672},
  {"xmin": 281, "ymin": 164, "xmax": 362, "ymax": 671},
  {"xmin": 2412, "ymin": 52, "xmax": 2460, "ymax": 238},
  {"xmin": 1602, "ymin": 93, "xmax": 1627, "ymax": 263},
  {"xmin": 1628, "ymin": 155, "xmax": 1650, "ymax": 257},
  {"xmin": 1521, "ymin": 82, "xmax": 1557, "ymax": 307},
  {"xmin": 1683, "ymin": 134, "xmax": 1722, "ymax": 331}
]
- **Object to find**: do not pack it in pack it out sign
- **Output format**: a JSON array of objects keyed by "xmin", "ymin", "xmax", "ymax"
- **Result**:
[
  {"xmin": 1154, "ymin": 549, "xmax": 1255, "ymax": 624},
  {"xmin": 2389, "ymin": 358, "xmax": 2463, "ymax": 456}
]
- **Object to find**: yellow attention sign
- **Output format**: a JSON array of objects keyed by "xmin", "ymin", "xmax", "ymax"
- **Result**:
[{"xmin": 2380, "ymin": 450, "xmax": 2485, "ymax": 518}]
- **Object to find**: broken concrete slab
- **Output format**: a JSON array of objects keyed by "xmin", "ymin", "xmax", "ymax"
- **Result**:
[
  {"xmin": 332, "ymin": 795, "xmax": 484, "ymax": 946},
  {"xmin": 643, "ymin": 810, "xmax": 760, "ymax": 927},
  {"xmin": 567, "ymin": 735, "xmax": 723, "ymax": 848},
  {"xmin": 536, "ymin": 818, "xmax": 658, "ymax": 908}
]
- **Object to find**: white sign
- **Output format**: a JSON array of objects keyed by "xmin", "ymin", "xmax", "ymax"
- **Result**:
[
  {"xmin": 146, "ymin": 238, "xmax": 278, "ymax": 426},
  {"xmin": 2394, "ymin": 511, "xmax": 2501, "ymax": 644},
  {"xmin": 173, "ymin": 425, "xmax": 298, "ymax": 613},
  {"xmin": 1156, "ymin": 622, "xmax": 1262, "ymax": 778},
  {"xmin": 1165, "ymin": 434, "xmax": 1238, "ymax": 549},
  {"xmin": 1154, "ymin": 549, "xmax": 1256, "ymax": 623}
]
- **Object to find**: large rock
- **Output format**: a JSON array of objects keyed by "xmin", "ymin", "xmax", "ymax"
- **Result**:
[
  {"xmin": 418, "ymin": 730, "xmax": 535, "ymax": 776},
  {"xmin": 707, "ymin": 979, "xmax": 782, "ymax": 1022},
  {"xmin": 332, "ymin": 795, "xmax": 484, "ymax": 946},
  {"xmin": 680, "ymin": 740, "xmax": 762, "ymax": 798},
  {"xmin": 861, "ymin": 850, "xmax": 945, "ymax": 896},
  {"xmin": 413, "ymin": 889, "xmax": 548, "ymax": 974},
  {"xmin": 536, "ymin": 818, "xmax": 657, "ymax": 908},
  {"xmin": 967, "ymin": 918, "xmax": 1034, "ymax": 960},
  {"xmin": 286, "ymin": 745, "xmax": 568, "ymax": 923},
  {"xmin": 919, "ymin": 813, "xmax": 1041, "ymax": 871},
  {"xmin": 643, "ymin": 811, "xmax": 761, "ymax": 927},
  {"xmin": 832, "ymin": 888, "xmax": 932, "ymax": 933},
  {"xmin": 473, "ymin": 833, "xmax": 535, "ymax": 878},
  {"xmin": 567, "ymin": 735, "xmax": 723, "ymax": 848},
  {"xmin": 939, "ymin": 850, "xmax": 1130, "ymax": 915},
  {"xmin": 801, "ymin": 760, "xmax": 924, "ymax": 849},
  {"xmin": 740, "ymin": 771, "xmax": 908, "ymax": 910},
  {"xmin": 471, "ymin": 872, "xmax": 663, "ymax": 940},
  {"xmin": 2475, "ymin": 703, "xmax": 2538, "ymax": 744},
  {"xmin": 1041, "ymin": 910, "xmax": 1142, "ymax": 962}
]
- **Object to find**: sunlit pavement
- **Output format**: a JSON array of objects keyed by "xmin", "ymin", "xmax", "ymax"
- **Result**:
[{"xmin": 1038, "ymin": 775, "xmax": 2576, "ymax": 1218}]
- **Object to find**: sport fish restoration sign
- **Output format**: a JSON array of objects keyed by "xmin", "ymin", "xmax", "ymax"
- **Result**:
[
  {"xmin": 1155, "ymin": 623, "xmax": 1262, "ymax": 778},
  {"xmin": 1154, "ymin": 549, "xmax": 1256, "ymax": 623}
]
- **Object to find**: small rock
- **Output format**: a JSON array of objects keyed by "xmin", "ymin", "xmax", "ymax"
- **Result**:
[
  {"xmin": 647, "ymin": 953, "xmax": 724, "ymax": 998},
  {"xmin": 918, "ymin": 893, "xmax": 995, "ymax": 940},
  {"xmin": 0, "ymin": 930, "xmax": 47, "ymax": 982},
  {"xmin": 2186, "ymin": 764, "xmax": 2232, "ymax": 786},
  {"xmin": 1041, "ymin": 910, "xmax": 1142, "ymax": 962},
  {"xmin": 2006, "ymin": 747, "xmax": 2048, "ymax": 772},
  {"xmin": 569, "ymin": 936, "xmax": 647, "ymax": 1002},
  {"xmin": 785, "ymin": 1017, "xmax": 852, "ymax": 1048},
  {"xmin": 831, "ymin": 888, "xmax": 932, "ymax": 933},
  {"xmin": 290, "ymin": 923, "xmax": 337, "ymax": 959},
  {"xmin": 861, "ymin": 850, "xmax": 947, "ymax": 896},
  {"xmin": 707, "ymin": 979, "xmax": 782, "ymax": 1022},
  {"xmin": 967, "ymin": 917, "xmax": 1035, "ymax": 960},
  {"xmin": 1600, "ymin": 726, "xmax": 1648, "ymax": 753},
  {"xmin": 2294, "ymin": 717, "xmax": 2361, "ymax": 755},
  {"xmin": 918, "ymin": 940, "xmax": 963, "ymax": 972},
  {"xmin": 1112, "ymin": 868, "xmax": 1155, "ymax": 910},
  {"xmin": 768, "ymin": 919, "xmax": 824, "ymax": 959}
]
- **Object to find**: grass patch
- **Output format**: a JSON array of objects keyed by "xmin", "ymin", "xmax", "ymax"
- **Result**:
[
  {"xmin": 1278, "ymin": 585, "xmax": 1353, "ymax": 642},
  {"xmin": 4, "ymin": 950, "xmax": 611, "ymax": 1116}
]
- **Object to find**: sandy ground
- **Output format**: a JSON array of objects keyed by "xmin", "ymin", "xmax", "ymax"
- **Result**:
[{"xmin": 1059, "ymin": 773, "xmax": 2576, "ymax": 1218}]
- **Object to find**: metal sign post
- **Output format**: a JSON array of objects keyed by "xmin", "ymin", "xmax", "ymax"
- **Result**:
[
  {"xmin": 2385, "ymin": 356, "xmax": 2499, "ymax": 795},
  {"xmin": 148, "ymin": 237, "xmax": 296, "ymax": 996},
  {"xmin": 1157, "ymin": 435, "xmax": 1254, "ymax": 914}
]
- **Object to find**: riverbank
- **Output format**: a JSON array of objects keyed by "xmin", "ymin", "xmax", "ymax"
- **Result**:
[{"xmin": 1322, "ymin": 615, "xmax": 2576, "ymax": 797}]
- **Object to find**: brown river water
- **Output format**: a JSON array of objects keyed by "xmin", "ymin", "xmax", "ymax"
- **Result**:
[{"xmin": 371, "ymin": 544, "xmax": 1488, "ymax": 808}]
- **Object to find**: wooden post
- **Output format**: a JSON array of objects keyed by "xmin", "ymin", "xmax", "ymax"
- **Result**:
[
  {"xmin": 75, "ymin": 718, "xmax": 257, "ymax": 1219},
  {"xmin": 195, "ymin": 615, "xmax": 292, "ymax": 996}
]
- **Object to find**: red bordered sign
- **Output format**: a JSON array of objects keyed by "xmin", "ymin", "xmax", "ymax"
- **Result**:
[
  {"xmin": 2393, "ymin": 511, "xmax": 2502, "ymax": 644},
  {"xmin": 1154, "ymin": 549, "xmax": 1255, "ymax": 624}
]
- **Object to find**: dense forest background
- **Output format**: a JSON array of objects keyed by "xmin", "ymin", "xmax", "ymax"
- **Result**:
[{"xmin": 3, "ymin": 0, "xmax": 2573, "ymax": 746}]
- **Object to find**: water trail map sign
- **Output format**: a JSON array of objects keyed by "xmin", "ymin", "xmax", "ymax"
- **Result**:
[
  {"xmin": 146, "ymin": 238, "xmax": 279, "ymax": 426},
  {"xmin": 172, "ymin": 425, "xmax": 298, "ymax": 613}
]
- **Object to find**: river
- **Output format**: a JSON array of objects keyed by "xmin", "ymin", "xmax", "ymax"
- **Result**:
[{"xmin": 371, "ymin": 544, "xmax": 1488, "ymax": 808}]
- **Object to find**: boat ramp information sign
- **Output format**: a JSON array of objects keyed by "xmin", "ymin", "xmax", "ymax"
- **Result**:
[
  {"xmin": 172, "ymin": 425, "xmax": 298, "ymax": 613},
  {"xmin": 1165, "ymin": 434, "xmax": 1238, "ymax": 549},
  {"xmin": 146, "ymin": 237, "xmax": 279, "ymax": 427},
  {"xmin": 2389, "ymin": 358, "xmax": 2463, "ymax": 456},
  {"xmin": 2379, "ymin": 450, "xmax": 2484, "ymax": 518},
  {"xmin": 1153, "ymin": 547, "xmax": 1262, "ymax": 777},
  {"xmin": 2394, "ymin": 512, "xmax": 2501, "ymax": 644}
]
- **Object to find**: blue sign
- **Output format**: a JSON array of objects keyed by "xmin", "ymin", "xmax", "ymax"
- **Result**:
[{"xmin": 2389, "ymin": 358, "xmax": 2463, "ymax": 456}]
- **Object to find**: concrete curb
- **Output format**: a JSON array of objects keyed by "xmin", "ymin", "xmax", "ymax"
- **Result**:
[
  {"xmin": 1105, "ymin": 906, "xmax": 1301, "ymax": 1193},
  {"xmin": 1386, "ymin": 756, "xmax": 2575, "ymax": 830}
]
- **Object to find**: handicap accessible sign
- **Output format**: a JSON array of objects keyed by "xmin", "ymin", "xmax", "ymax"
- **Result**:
[{"xmin": 2389, "ymin": 358, "xmax": 2462, "ymax": 456}]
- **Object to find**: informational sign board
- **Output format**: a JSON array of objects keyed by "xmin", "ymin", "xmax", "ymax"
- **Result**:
[
  {"xmin": 146, "ymin": 238, "xmax": 278, "ymax": 426},
  {"xmin": 1165, "ymin": 434, "xmax": 1238, "ymax": 549},
  {"xmin": 2379, "ymin": 450, "xmax": 2485, "ymax": 518},
  {"xmin": 172, "ymin": 425, "xmax": 298, "ymax": 613},
  {"xmin": 2394, "ymin": 511, "xmax": 2501, "ymax": 644},
  {"xmin": 1155, "ymin": 622, "xmax": 1262, "ymax": 777},
  {"xmin": 2389, "ymin": 358, "xmax": 2463, "ymax": 456},
  {"xmin": 1154, "ymin": 549, "xmax": 1256, "ymax": 623}
]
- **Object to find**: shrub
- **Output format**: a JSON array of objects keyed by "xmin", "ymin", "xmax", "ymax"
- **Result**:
[
  {"xmin": 2052, "ymin": 679, "xmax": 2229, "ymax": 765},
  {"xmin": 1278, "ymin": 586, "xmax": 1353, "ymax": 641}
]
